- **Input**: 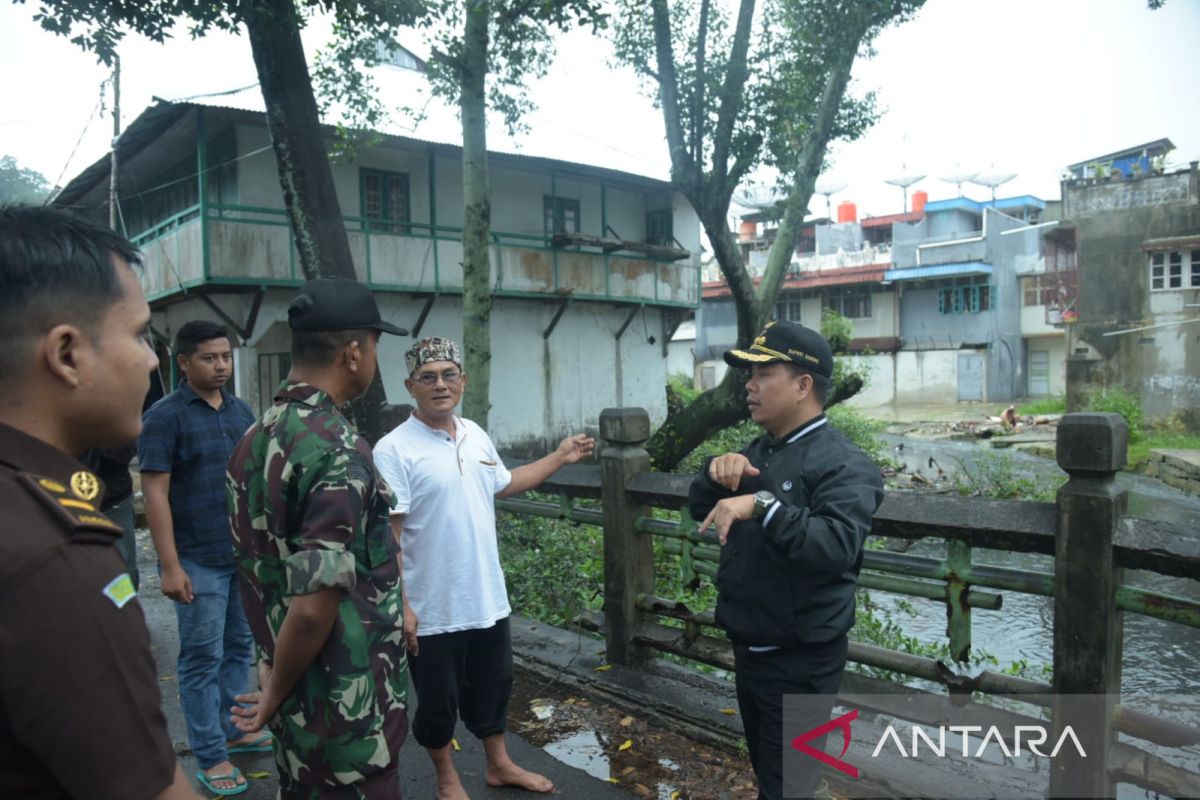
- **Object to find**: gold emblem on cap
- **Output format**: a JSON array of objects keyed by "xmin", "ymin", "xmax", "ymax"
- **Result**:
[
  {"xmin": 38, "ymin": 478, "xmax": 67, "ymax": 493},
  {"xmin": 70, "ymin": 471, "xmax": 101, "ymax": 502}
]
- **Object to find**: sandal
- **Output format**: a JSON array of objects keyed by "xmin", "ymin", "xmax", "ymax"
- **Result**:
[
  {"xmin": 227, "ymin": 731, "xmax": 274, "ymax": 754},
  {"xmin": 196, "ymin": 766, "xmax": 248, "ymax": 796}
]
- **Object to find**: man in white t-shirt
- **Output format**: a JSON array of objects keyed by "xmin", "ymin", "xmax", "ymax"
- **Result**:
[{"xmin": 373, "ymin": 337, "xmax": 594, "ymax": 800}]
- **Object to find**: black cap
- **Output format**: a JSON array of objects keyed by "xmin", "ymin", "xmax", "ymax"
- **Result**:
[
  {"xmin": 287, "ymin": 278, "xmax": 408, "ymax": 336},
  {"xmin": 724, "ymin": 320, "xmax": 833, "ymax": 378}
]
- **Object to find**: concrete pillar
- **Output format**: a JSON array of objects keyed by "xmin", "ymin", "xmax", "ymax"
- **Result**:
[
  {"xmin": 599, "ymin": 407, "xmax": 655, "ymax": 666},
  {"xmin": 1051, "ymin": 412, "xmax": 1128, "ymax": 798}
]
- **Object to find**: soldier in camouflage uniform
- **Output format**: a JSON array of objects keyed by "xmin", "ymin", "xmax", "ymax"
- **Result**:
[{"xmin": 226, "ymin": 279, "xmax": 410, "ymax": 799}]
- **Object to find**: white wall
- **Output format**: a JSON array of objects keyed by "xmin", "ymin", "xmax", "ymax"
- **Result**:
[
  {"xmin": 667, "ymin": 339, "xmax": 696, "ymax": 381},
  {"xmin": 842, "ymin": 353, "xmax": 896, "ymax": 408},
  {"xmin": 895, "ymin": 350, "xmax": 958, "ymax": 404}
]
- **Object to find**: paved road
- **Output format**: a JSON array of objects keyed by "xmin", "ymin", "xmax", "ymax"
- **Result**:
[{"xmin": 135, "ymin": 531, "xmax": 631, "ymax": 799}]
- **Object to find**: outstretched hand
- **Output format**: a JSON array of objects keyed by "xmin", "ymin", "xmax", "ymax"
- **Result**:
[
  {"xmin": 708, "ymin": 453, "xmax": 760, "ymax": 491},
  {"xmin": 556, "ymin": 433, "xmax": 596, "ymax": 465}
]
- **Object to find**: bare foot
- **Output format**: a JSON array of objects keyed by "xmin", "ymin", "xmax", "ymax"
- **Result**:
[
  {"xmin": 436, "ymin": 771, "xmax": 470, "ymax": 800},
  {"xmin": 202, "ymin": 760, "xmax": 246, "ymax": 792},
  {"xmin": 485, "ymin": 761, "xmax": 554, "ymax": 793}
]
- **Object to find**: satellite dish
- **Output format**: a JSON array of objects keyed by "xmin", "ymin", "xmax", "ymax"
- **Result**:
[
  {"xmin": 970, "ymin": 173, "xmax": 1017, "ymax": 203},
  {"xmin": 940, "ymin": 172, "xmax": 978, "ymax": 197},
  {"xmin": 884, "ymin": 174, "xmax": 925, "ymax": 212},
  {"xmin": 814, "ymin": 177, "xmax": 847, "ymax": 219},
  {"xmin": 733, "ymin": 185, "xmax": 782, "ymax": 213}
]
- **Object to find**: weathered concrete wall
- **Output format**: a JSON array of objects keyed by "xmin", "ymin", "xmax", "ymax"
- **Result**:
[
  {"xmin": 1063, "ymin": 166, "xmax": 1200, "ymax": 422},
  {"xmin": 842, "ymin": 353, "xmax": 896, "ymax": 408},
  {"xmin": 925, "ymin": 208, "xmax": 981, "ymax": 240},
  {"xmin": 666, "ymin": 339, "xmax": 695, "ymax": 381},
  {"xmin": 815, "ymin": 222, "xmax": 863, "ymax": 255},
  {"xmin": 150, "ymin": 290, "xmax": 671, "ymax": 454},
  {"xmin": 894, "ymin": 349, "xmax": 957, "ymax": 404}
]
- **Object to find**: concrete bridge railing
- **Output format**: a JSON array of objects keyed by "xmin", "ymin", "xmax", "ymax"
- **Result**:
[{"xmin": 496, "ymin": 409, "xmax": 1200, "ymax": 798}]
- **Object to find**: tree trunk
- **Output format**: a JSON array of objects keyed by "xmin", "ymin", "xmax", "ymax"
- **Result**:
[
  {"xmin": 459, "ymin": 0, "xmax": 493, "ymax": 427},
  {"xmin": 243, "ymin": 0, "xmax": 388, "ymax": 442},
  {"xmin": 646, "ymin": 367, "xmax": 748, "ymax": 471},
  {"xmin": 642, "ymin": 9, "xmax": 875, "ymax": 471}
]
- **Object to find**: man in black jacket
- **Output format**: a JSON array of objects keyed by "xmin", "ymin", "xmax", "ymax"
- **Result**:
[{"xmin": 688, "ymin": 320, "xmax": 883, "ymax": 800}]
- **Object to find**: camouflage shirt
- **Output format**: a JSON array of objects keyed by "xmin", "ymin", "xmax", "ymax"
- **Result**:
[{"xmin": 227, "ymin": 381, "xmax": 407, "ymax": 789}]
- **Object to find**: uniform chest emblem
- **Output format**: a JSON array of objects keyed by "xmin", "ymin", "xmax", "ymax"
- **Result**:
[
  {"xmin": 102, "ymin": 573, "xmax": 137, "ymax": 609},
  {"xmin": 782, "ymin": 480, "xmax": 794, "ymax": 492},
  {"xmin": 70, "ymin": 471, "xmax": 101, "ymax": 501}
]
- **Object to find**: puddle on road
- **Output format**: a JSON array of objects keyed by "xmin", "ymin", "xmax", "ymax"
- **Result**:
[{"xmin": 510, "ymin": 669, "xmax": 758, "ymax": 799}]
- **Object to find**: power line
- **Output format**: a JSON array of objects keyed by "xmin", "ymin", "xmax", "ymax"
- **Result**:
[
  {"xmin": 47, "ymin": 97, "xmax": 103, "ymax": 203},
  {"xmin": 168, "ymin": 82, "xmax": 261, "ymax": 103}
]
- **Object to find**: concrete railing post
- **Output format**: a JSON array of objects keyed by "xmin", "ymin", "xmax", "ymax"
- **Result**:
[
  {"xmin": 1051, "ymin": 412, "xmax": 1128, "ymax": 798},
  {"xmin": 599, "ymin": 407, "xmax": 655, "ymax": 666}
]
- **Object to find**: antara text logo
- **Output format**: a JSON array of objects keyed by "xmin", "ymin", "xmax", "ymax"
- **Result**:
[{"xmin": 789, "ymin": 708, "xmax": 1087, "ymax": 779}]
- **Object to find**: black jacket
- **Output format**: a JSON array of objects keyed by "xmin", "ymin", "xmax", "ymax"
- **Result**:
[{"xmin": 687, "ymin": 415, "xmax": 884, "ymax": 648}]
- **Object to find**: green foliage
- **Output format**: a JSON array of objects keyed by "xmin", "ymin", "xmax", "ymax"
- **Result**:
[
  {"xmin": 1085, "ymin": 386, "xmax": 1143, "ymax": 441},
  {"xmin": 27, "ymin": 0, "xmax": 422, "ymax": 66},
  {"xmin": 826, "ymin": 405, "xmax": 887, "ymax": 466},
  {"xmin": 1016, "ymin": 395, "xmax": 1066, "ymax": 415},
  {"xmin": 1128, "ymin": 431, "xmax": 1200, "ymax": 469},
  {"xmin": 0, "ymin": 155, "xmax": 51, "ymax": 203},
  {"xmin": 497, "ymin": 500, "xmax": 604, "ymax": 627},
  {"xmin": 667, "ymin": 372, "xmax": 701, "ymax": 406},
  {"xmin": 851, "ymin": 588, "xmax": 951, "ymax": 671},
  {"xmin": 954, "ymin": 450, "xmax": 1063, "ymax": 502},
  {"xmin": 819, "ymin": 307, "xmax": 852, "ymax": 353}
]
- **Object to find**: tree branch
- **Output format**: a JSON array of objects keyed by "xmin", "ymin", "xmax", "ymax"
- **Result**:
[
  {"xmin": 709, "ymin": 0, "xmax": 756, "ymax": 194},
  {"xmin": 650, "ymin": 0, "xmax": 695, "ymax": 189},
  {"xmin": 757, "ymin": 42, "xmax": 859, "ymax": 317},
  {"xmin": 691, "ymin": 0, "xmax": 710, "ymax": 188}
]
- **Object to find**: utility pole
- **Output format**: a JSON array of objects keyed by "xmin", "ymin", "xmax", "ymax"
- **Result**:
[{"xmin": 109, "ymin": 54, "xmax": 120, "ymax": 230}]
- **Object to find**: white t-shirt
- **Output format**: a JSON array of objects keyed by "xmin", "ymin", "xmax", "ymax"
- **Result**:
[{"xmin": 373, "ymin": 414, "xmax": 513, "ymax": 636}]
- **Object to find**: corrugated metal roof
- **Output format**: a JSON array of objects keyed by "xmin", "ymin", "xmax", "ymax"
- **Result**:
[
  {"xmin": 884, "ymin": 262, "xmax": 992, "ymax": 281},
  {"xmin": 53, "ymin": 100, "xmax": 678, "ymax": 210}
]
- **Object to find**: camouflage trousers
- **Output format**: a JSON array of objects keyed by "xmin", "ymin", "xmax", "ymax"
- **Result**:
[{"xmin": 278, "ymin": 765, "xmax": 400, "ymax": 800}]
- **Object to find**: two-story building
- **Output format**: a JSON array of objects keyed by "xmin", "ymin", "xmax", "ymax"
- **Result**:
[
  {"xmin": 52, "ymin": 100, "xmax": 702, "ymax": 450},
  {"xmin": 696, "ymin": 189, "xmax": 1073, "ymax": 405},
  {"xmin": 1061, "ymin": 146, "xmax": 1200, "ymax": 424}
]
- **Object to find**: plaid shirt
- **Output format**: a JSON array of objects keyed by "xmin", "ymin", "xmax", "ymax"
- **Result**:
[{"xmin": 140, "ymin": 382, "xmax": 255, "ymax": 566}]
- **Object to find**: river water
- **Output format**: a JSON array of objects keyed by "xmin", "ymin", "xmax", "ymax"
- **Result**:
[{"xmin": 877, "ymin": 434, "xmax": 1200, "ymax": 795}]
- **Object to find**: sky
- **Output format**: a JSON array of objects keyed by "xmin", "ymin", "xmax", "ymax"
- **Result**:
[{"xmin": 1, "ymin": 0, "xmax": 1197, "ymax": 221}]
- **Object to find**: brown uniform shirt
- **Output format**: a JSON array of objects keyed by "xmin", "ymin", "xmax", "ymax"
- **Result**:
[{"xmin": 0, "ymin": 422, "xmax": 176, "ymax": 800}]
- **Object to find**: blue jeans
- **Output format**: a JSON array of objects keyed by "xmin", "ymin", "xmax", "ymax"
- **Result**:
[{"xmin": 171, "ymin": 557, "xmax": 254, "ymax": 770}]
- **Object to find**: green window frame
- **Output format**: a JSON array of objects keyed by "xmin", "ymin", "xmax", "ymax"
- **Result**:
[
  {"xmin": 361, "ymin": 168, "xmax": 410, "ymax": 233},
  {"xmin": 646, "ymin": 210, "xmax": 673, "ymax": 246},
  {"xmin": 938, "ymin": 282, "xmax": 995, "ymax": 314},
  {"xmin": 544, "ymin": 195, "xmax": 581, "ymax": 237}
]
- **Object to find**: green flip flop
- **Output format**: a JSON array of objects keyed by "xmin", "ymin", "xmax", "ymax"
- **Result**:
[
  {"xmin": 227, "ymin": 731, "xmax": 274, "ymax": 754},
  {"xmin": 196, "ymin": 766, "xmax": 248, "ymax": 796}
]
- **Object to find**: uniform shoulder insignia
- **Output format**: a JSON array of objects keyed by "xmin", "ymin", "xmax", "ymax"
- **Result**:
[{"xmin": 15, "ymin": 472, "xmax": 122, "ymax": 536}]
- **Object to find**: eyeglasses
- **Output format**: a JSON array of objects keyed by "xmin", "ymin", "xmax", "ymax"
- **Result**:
[{"xmin": 414, "ymin": 369, "xmax": 462, "ymax": 386}]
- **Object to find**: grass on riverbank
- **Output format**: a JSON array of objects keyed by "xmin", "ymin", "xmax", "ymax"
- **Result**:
[
  {"xmin": 1015, "ymin": 395, "xmax": 1066, "ymax": 415},
  {"xmin": 1128, "ymin": 431, "xmax": 1200, "ymax": 467}
]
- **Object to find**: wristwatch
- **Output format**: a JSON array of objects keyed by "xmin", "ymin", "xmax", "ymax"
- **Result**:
[{"xmin": 752, "ymin": 490, "xmax": 776, "ymax": 519}]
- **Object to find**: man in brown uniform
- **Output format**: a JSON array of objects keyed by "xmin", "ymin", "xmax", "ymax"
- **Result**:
[{"xmin": 0, "ymin": 205, "xmax": 199, "ymax": 800}]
